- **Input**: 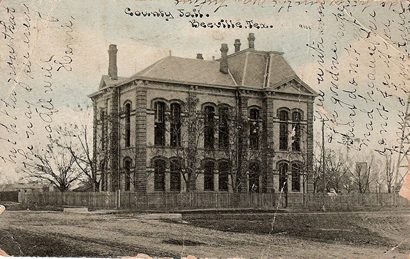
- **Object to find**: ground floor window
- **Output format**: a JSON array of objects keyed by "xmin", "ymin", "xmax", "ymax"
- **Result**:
[
  {"xmin": 124, "ymin": 159, "xmax": 132, "ymax": 191},
  {"xmin": 292, "ymin": 163, "xmax": 301, "ymax": 192},
  {"xmin": 278, "ymin": 162, "xmax": 288, "ymax": 192},
  {"xmin": 219, "ymin": 161, "xmax": 229, "ymax": 191},
  {"xmin": 170, "ymin": 160, "xmax": 182, "ymax": 192},
  {"xmin": 154, "ymin": 159, "xmax": 166, "ymax": 191},
  {"xmin": 204, "ymin": 160, "xmax": 215, "ymax": 191},
  {"xmin": 248, "ymin": 162, "xmax": 260, "ymax": 192}
]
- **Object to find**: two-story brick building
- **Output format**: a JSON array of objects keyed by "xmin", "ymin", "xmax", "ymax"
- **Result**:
[{"xmin": 89, "ymin": 33, "xmax": 317, "ymax": 194}]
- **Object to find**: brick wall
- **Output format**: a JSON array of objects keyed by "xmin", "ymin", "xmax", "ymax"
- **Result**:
[
  {"xmin": 306, "ymin": 98, "xmax": 314, "ymax": 193},
  {"xmin": 135, "ymin": 86, "xmax": 147, "ymax": 193},
  {"xmin": 109, "ymin": 88, "xmax": 119, "ymax": 191},
  {"xmin": 263, "ymin": 94, "xmax": 275, "ymax": 192}
]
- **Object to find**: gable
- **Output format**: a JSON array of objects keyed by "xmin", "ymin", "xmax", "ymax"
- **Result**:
[
  {"xmin": 99, "ymin": 76, "xmax": 107, "ymax": 89},
  {"xmin": 99, "ymin": 75, "xmax": 127, "ymax": 90},
  {"xmin": 272, "ymin": 78, "xmax": 317, "ymax": 96}
]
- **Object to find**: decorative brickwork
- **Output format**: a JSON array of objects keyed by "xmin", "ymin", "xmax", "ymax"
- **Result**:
[
  {"xmin": 306, "ymin": 98, "xmax": 314, "ymax": 193},
  {"xmin": 135, "ymin": 87, "xmax": 147, "ymax": 192},
  {"xmin": 109, "ymin": 88, "xmax": 119, "ymax": 191},
  {"xmin": 263, "ymin": 95, "xmax": 275, "ymax": 193},
  {"xmin": 238, "ymin": 93, "xmax": 248, "ymax": 192}
]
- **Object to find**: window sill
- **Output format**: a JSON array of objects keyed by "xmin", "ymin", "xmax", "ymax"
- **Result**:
[
  {"xmin": 278, "ymin": 150, "xmax": 304, "ymax": 153},
  {"xmin": 122, "ymin": 146, "xmax": 134, "ymax": 149},
  {"xmin": 153, "ymin": 145, "xmax": 167, "ymax": 148}
]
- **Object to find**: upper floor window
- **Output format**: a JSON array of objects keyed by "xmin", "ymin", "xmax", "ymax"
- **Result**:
[
  {"xmin": 204, "ymin": 105, "xmax": 215, "ymax": 149},
  {"xmin": 279, "ymin": 110, "xmax": 289, "ymax": 151},
  {"xmin": 124, "ymin": 103, "xmax": 131, "ymax": 147},
  {"xmin": 203, "ymin": 160, "xmax": 215, "ymax": 191},
  {"xmin": 292, "ymin": 111, "xmax": 302, "ymax": 152},
  {"xmin": 219, "ymin": 106, "xmax": 230, "ymax": 149},
  {"xmin": 170, "ymin": 103, "xmax": 182, "ymax": 147},
  {"xmin": 154, "ymin": 101, "xmax": 166, "ymax": 146},
  {"xmin": 249, "ymin": 108, "xmax": 260, "ymax": 150},
  {"xmin": 100, "ymin": 110, "xmax": 106, "ymax": 150}
]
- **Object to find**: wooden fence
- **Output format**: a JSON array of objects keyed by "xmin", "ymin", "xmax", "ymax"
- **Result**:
[
  {"xmin": 19, "ymin": 191, "xmax": 410, "ymax": 211},
  {"xmin": 21, "ymin": 191, "xmax": 117, "ymax": 209},
  {"xmin": 303, "ymin": 192, "xmax": 410, "ymax": 211}
]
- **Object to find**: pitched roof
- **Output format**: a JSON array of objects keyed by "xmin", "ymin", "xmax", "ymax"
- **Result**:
[
  {"xmin": 130, "ymin": 49, "xmax": 302, "ymax": 90},
  {"xmin": 131, "ymin": 56, "xmax": 236, "ymax": 86},
  {"xmin": 226, "ymin": 49, "xmax": 298, "ymax": 88},
  {"xmin": 90, "ymin": 45, "xmax": 317, "ymax": 97}
]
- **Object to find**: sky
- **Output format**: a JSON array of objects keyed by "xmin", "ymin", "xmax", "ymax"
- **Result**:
[{"xmin": 0, "ymin": 0, "xmax": 408, "ymax": 182}]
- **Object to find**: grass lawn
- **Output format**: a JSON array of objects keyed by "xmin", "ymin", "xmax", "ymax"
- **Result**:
[
  {"xmin": 0, "ymin": 210, "xmax": 409, "ymax": 258},
  {"xmin": 183, "ymin": 212, "xmax": 406, "ymax": 247}
]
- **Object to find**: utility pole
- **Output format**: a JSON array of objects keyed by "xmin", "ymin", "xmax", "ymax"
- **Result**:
[
  {"xmin": 394, "ymin": 93, "xmax": 410, "ymax": 191},
  {"xmin": 322, "ymin": 118, "xmax": 326, "ymax": 193}
]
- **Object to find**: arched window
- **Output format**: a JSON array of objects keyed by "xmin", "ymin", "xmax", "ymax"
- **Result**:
[
  {"xmin": 170, "ymin": 103, "xmax": 181, "ymax": 147},
  {"xmin": 204, "ymin": 105, "xmax": 215, "ymax": 149},
  {"xmin": 292, "ymin": 111, "xmax": 302, "ymax": 151},
  {"xmin": 291, "ymin": 162, "xmax": 301, "ymax": 192},
  {"xmin": 218, "ymin": 161, "xmax": 229, "ymax": 191},
  {"xmin": 279, "ymin": 110, "xmax": 289, "ymax": 151},
  {"xmin": 219, "ymin": 106, "xmax": 230, "ymax": 149},
  {"xmin": 154, "ymin": 159, "xmax": 166, "ymax": 191},
  {"xmin": 154, "ymin": 101, "xmax": 166, "ymax": 146},
  {"xmin": 278, "ymin": 161, "xmax": 288, "ymax": 192},
  {"xmin": 203, "ymin": 160, "xmax": 215, "ymax": 191},
  {"xmin": 249, "ymin": 108, "xmax": 260, "ymax": 150},
  {"xmin": 170, "ymin": 159, "xmax": 182, "ymax": 192},
  {"xmin": 124, "ymin": 158, "xmax": 132, "ymax": 191},
  {"xmin": 248, "ymin": 161, "xmax": 260, "ymax": 192},
  {"xmin": 124, "ymin": 103, "xmax": 131, "ymax": 147}
]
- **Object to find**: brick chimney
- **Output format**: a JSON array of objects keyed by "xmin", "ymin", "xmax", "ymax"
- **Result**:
[
  {"xmin": 108, "ymin": 44, "xmax": 118, "ymax": 80},
  {"xmin": 220, "ymin": 43, "xmax": 229, "ymax": 74},
  {"xmin": 196, "ymin": 53, "xmax": 204, "ymax": 59},
  {"xmin": 234, "ymin": 39, "xmax": 241, "ymax": 52},
  {"xmin": 248, "ymin": 33, "xmax": 255, "ymax": 49}
]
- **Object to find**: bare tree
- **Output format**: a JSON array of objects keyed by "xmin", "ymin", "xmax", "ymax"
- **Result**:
[
  {"xmin": 150, "ymin": 94, "xmax": 266, "ymax": 193},
  {"xmin": 173, "ymin": 94, "xmax": 204, "ymax": 192},
  {"xmin": 221, "ymin": 107, "xmax": 267, "ymax": 193},
  {"xmin": 350, "ymin": 153, "xmax": 378, "ymax": 193},
  {"xmin": 150, "ymin": 94, "xmax": 205, "ymax": 192},
  {"xmin": 312, "ymin": 143, "xmax": 354, "ymax": 194},
  {"xmin": 55, "ymin": 123, "xmax": 102, "ymax": 192},
  {"xmin": 20, "ymin": 140, "xmax": 82, "ymax": 192},
  {"xmin": 324, "ymin": 149, "xmax": 352, "ymax": 193},
  {"xmin": 384, "ymin": 153, "xmax": 395, "ymax": 193},
  {"xmin": 311, "ymin": 140, "xmax": 323, "ymax": 193},
  {"xmin": 51, "ymin": 104, "xmax": 112, "ymax": 192}
]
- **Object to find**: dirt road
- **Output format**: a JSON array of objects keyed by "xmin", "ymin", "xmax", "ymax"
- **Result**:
[{"xmin": 0, "ymin": 210, "xmax": 409, "ymax": 258}]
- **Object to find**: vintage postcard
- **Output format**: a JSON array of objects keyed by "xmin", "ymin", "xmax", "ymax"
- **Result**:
[{"xmin": 0, "ymin": 0, "xmax": 409, "ymax": 258}]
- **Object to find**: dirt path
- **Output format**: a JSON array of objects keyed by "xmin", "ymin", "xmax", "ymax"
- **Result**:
[{"xmin": 0, "ymin": 211, "xmax": 409, "ymax": 258}]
